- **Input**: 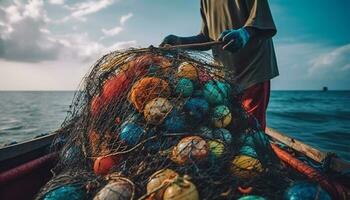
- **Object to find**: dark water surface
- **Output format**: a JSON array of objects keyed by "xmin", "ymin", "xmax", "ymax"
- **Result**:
[{"xmin": 0, "ymin": 91, "xmax": 349, "ymax": 161}]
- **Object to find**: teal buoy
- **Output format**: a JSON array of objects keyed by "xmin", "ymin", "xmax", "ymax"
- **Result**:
[
  {"xmin": 203, "ymin": 80, "xmax": 231, "ymax": 105},
  {"xmin": 212, "ymin": 105, "xmax": 232, "ymax": 128},
  {"xmin": 240, "ymin": 131, "xmax": 270, "ymax": 154},
  {"xmin": 175, "ymin": 78, "xmax": 194, "ymax": 97},
  {"xmin": 284, "ymin": 182, "xmax": 331, "ymax": 200},
  {"xmin": 120, "ymin": 123, "xmax": 145, "ymax": 145},
  {"xmin": 213, "ymin": 128, "xmax": 232, "ymax": 144},
  {"xmin": 43, "ymin": 185, "xmax": 85, "ymax": 200},
  {"xmin": 238, "ymin": 195, "xmax": 266, "ymax": 200},
  {"xmin": 239, "ymin": 145, "xmax": 258, "ymax": 158}
]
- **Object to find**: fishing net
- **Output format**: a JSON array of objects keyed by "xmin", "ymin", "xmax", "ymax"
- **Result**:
[{"xmin": 35, "ymin": 47, "xmax": 320, "ymax": 200}]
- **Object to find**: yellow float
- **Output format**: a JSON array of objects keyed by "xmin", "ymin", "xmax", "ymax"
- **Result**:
[
  {"xmin": 176, "ymin": 62, "xmax": 199, "ymax": 81},
  {"xmin": 163, "ymin": 177, "xmax": 199, "ymax": 200},
  {"xmin": 230, "ymin": 155, "xmax": 263, "ymax": 179},
  {"xmin": 146, "ymin": 169, "xmax": 179, "ymax": 200},
  {"xmin": 208, "ymin": 140, "xmax": 225, "ymax": 158}
]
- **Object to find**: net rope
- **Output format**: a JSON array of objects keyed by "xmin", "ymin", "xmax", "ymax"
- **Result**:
[{"xmin": 36, "ymin": 47, "xmax": 309, "ymax": 200}]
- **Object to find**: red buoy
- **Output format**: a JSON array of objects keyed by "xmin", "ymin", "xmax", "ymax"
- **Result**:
[{"xmin": 93, "ymin": 155, "xmax": 120, "ymax": 176}]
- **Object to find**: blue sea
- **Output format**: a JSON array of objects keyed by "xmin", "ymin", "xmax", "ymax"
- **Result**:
[{"xmin": 0, "ymin": 91, "xmax": 349, "ymax": 161}]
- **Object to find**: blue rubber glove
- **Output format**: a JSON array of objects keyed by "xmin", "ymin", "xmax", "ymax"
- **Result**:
[
  {"xmin": 160, "ymin": 34, "xmax": 182, "ymax": 47},
  {"xmin": 218, "ymin": 27, "xmax": 250, "ymax": 52}
]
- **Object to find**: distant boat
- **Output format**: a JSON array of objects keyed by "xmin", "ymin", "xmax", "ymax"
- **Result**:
[{"xmin": 323, "ymin": 86, "xmax": 328, "ymax": 91}]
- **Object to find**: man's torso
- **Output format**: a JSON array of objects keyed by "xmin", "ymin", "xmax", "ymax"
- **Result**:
[{"xmin": 201, "ymin": 0, "xmax": 279, "ymax": 90}]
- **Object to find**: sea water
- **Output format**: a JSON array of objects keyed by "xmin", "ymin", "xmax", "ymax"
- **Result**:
[{"xmin": 0, "ymin": 91, "xmax": 349, "ymax": 161}]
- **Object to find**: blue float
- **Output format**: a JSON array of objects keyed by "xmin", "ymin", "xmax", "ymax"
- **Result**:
[
  {"xmin": 164, "ymin": 110, "xmax": 187, "ymax": 132},
  {"xmin": 43, "ymin": 185, "xmax": 85, "ymax": 200},
  {"xmin": 284, "ymin": 182, "xmax": 331, "ymax": 200},
  {"xmin": 184, "ymin": 98, "xmax": 209, "ymax": 122},
  {"xmin": 120, "ymin": 123, "xmax": 145, "ymax": 145},
  {"xmin": 144, "ymin": 129, "xmax": 161, "ymax": 152}
]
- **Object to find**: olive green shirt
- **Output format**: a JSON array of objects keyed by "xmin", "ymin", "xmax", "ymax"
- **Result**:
[{"xmin": 200, "ymin": 0, "xmax": 279, "ymax": 90}]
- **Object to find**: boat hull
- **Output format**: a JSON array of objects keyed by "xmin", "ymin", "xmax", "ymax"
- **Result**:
[
  {"xmin": 0, "ymin": 153, "xmax": 56, "ymax": 200},
  {"xmin": 0, "ymin": 134, "xmax": 57, "ymax": 200},
  {"xmin": 0, "ymin": 129, "xmax": 348, "ymax": 200}
]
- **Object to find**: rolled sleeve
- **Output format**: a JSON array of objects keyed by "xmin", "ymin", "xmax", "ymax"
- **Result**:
[{"xmin": 244, "ymin": 0, "xmax": 277, "ymax": 38}]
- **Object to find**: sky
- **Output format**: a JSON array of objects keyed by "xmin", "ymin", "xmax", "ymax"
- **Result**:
[{"xmin": 0, "ymin": 0, "xmax": 349, "ymax": 90}]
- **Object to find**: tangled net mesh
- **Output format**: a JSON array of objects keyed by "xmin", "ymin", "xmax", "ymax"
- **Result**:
[{"xmin": 36, "ymin": 47, "xmax": 306, "ymax": 200}]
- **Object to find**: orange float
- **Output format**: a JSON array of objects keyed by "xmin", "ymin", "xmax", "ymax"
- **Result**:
[
  {"xmin": 91, "ymin": 54, "xmax": 171, "ymax": 117},
  {"xmin": 129, "ymin": 77, "xmax": 171, "ymax": 112},
  {"xmin": 153, "ymin": 55, "xmax": 172, "ymax": 72}
]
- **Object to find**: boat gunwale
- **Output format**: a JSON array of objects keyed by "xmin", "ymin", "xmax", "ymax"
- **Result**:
[
  {"xmin": 0, "ymin": 128, "xmax": 349, "ymax": 174},
  {"xmin": 266, "ymin": 127, "xmax": 350, "ymax": 174},
  {"xmin": 0, "ymin": 133, "xmax": 56, "ymax": 163}
]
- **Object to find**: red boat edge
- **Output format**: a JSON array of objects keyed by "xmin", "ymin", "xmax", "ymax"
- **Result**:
[
  {"xmin": 0, "ymin": 129, "xmax": 349, "ymax": 200},
  {"xmin": 0, "ymin": 134, "xmax": 58, "ymax": 200}
]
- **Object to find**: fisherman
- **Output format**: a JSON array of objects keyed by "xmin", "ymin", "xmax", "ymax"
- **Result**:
[{"xmin": 160, "ymin": 0, "xmax": 279, "ymax": 130}]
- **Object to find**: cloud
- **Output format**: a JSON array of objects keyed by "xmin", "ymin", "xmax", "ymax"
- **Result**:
[
  {"xmin": 4, "ymin": 5, "xmax": 22, "ymax": 23},
  {"xmin": 309, "ymin": 44, "xmax": 350, "ymax": 76},
  {"xmin": 53, "ymin": 0, "xmax": 116, "ymax": 23},
  {"xmin": 0, "ymin": 0, "xmax": 60, "ymax": 62},
  {"xmin": 102, "ymin": 26, "xmax": 123, "ymax": 36},
  {"xmin": 273, "ymin": 41, "xmax": 350, "ymax": 90},
  {"xmin": 100, "ymin": 13, "xmax": 133, "ymax": 39},
  {"xmin": 0, "ymin": 0, "xmax": 136, "ymax": 63},
  {"xmin": 120, "ymin": 12, "xmax": 133, "ymax": 25},
  {"xmin": 49, "ymin": 0, "xmax": 65, "ymax": 5},
  {"xmin": 66, "ymin": 0, "xmax": 115, "ymax": 20}
]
